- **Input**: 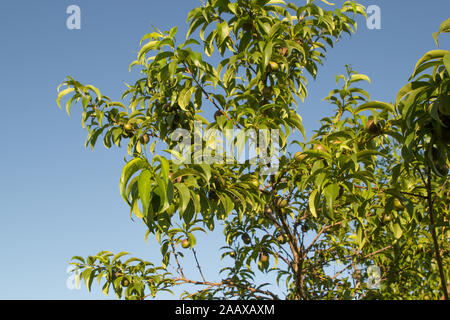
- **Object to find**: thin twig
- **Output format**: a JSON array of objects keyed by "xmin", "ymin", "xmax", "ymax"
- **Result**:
[{"xmin": 191, "ymin": 248, "xmax": 206, "ymax": 283}]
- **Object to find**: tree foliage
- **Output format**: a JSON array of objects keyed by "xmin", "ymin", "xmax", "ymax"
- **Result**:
[{"xmin": 57, "ymin": 1, "xmax": 449, "ymax": 300}]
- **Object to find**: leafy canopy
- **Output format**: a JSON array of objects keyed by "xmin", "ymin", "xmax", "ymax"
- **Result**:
[{"xmin": 57, "ymin": 1, "xmax": 449, "ymax": 300}]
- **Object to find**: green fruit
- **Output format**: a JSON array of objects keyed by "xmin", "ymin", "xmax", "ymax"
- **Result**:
[
  {"xmin": 121, "ymin": 278, "xmax": 129, "ymax": 287},
  {"xmin": 365, "ymin": 120, "xmax": 382, "ymax": 135},
  {"xmin": 124, "ymin": 122, "xmax": 133, "ymax": 131},
  {"xmin": 313, "ymin": 144, "xmax": 326, "ymax": 152},
  {"xmin": 241, "ymin": 233, "xmax": 251, "ymax": 245},
  {"xmin": 393, "ymin": 198, "xmax": 404, "ymax": 211},
  {"xmin": 214, "ymin": 110, "xmax": 223, "ymax": 121},
  {"xmin": 294, "ymin": 151, "xmax": 306, "ymax": 162},
  {"xmin": 383, "ymin": 213, "xmax": 393, "ymax": 223},
  {"xmin": 181, "ymin": 239, "xmax": 190, "ymax": 249},
  {"xmin": 140, "ymin": 133, "xmax": 150, "ymax": 144},
  {"xmin": 275, "ymin": 197, "xmax": 288, "ymax": 208},
  {"xmin": 259, "ymin": 251, "xmax": 269, "ymax": 263},
  {"xmin": 269, "ymin": 61, "xmax": 279, "ymax": 71}
]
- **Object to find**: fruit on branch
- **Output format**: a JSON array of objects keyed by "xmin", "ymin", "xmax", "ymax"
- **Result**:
[
  {"xmin": 259, "ymin": 251, "xmax": 269, "ymax": 263},
  {"xmin": 214, "ymin": 110, "xmax": 224, "ymax": 121},
  {"xmin": 181, "ymin": 239, "xmax": 190, "ymax": 249},
  {"xmin": 313, "ymin": 144, "xmax": 326, "ymax": 152},
  {"xmin": 382, "ymin": 213, "xmax": 393, "ymax": 223},
  {"xmin": 365, "ymin": 120, "xmax": 382, "ymax": 135},
  {"xmin": 140, "ymin": 133, "xmax": 150, "ymax": 144},
  {"xmin": 393, "ymin": 198, "xmax": 404, "ymax": 211},
  {"xmin": 269, "ymin": 61, "xmax": 279, "ymax": 71},
  {"xmin": 121, "ymin": 278, "xmax": 130, "ymax": 287},
  {"xmin": 124, "ymin": 122, "xmax": 133, "ymax": 131},
  {"xmin": 275, "ymin": 196, "xmax": 288, "ymax": 208},
  {"xmin": 241, "ymin": 233, "xmax": 251, "ymax": 245},
  {"xmin": 294, "ymin": 151, "xmax": 306, "ymax": 162}
]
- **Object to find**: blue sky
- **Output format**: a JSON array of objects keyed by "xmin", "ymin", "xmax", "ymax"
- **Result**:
[{"xmin": 0, "ymin": 0, "xmax": 448, "ymax": 299}]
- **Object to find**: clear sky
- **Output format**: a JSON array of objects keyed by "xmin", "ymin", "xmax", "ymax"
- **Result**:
[{"xmin": 0, "ymin": 0, "xmax": 448, "ymax": 299}]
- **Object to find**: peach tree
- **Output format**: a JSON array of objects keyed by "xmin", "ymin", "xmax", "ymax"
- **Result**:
[{"xmin": 57, "ymin": 0, "xmax": 449, "ymax": 300}]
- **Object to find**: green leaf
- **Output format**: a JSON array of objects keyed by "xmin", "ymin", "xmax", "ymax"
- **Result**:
[
  {"xmin": 174, "ymin": 183, "xmax": 191, "ymax": 215},
  {"xmin": 309, "ymin": 189, "xmax": 318, "ymax": 218},
  {"xmin": 154, "ymin": 155, "xmax": 170, "ymax": 182},
  {"xmin": 433, "ymin": 18, "xmax": 450, "ymax": 46},
  {"xmin": 112, "ymin": 252, "xmax": 129, "ymax": 263},
  {"xmin": 194, "ymin": 164, "xmax": 211, "ymax": 183},
  {"xmin": 57, "ymin": 87, "xmax": 75, "ymax": 109},
  {"xmin": 443, "ymin": 52, "xmax": 450, "ymax": 75},
  {"xmin": 395, "ymin": 81, "xmax": 430, "ymax": 105},
  {"xmin": 349, "ymin": 73, "xmax": 371, "ymax": 85},
  {"xmin": 178, "ymin": 86, "xmax": 194, "ymax": 111},
  {"xmin": 85, "ymin": 85, "xmax": 102, "ymax": 101},
  {"xmin": 217, "ymin": 21, "xmax": 230, "ymax": 45},
  {"xmin": 411, "ymin": 50, "xmax": 447, "ymax": 79},
  {"xmin": 120, "ymin": 158, "xmax": 148, "ymax": 205},
  {"xmin": 324, "ymin": 183, "xmax": 339, "ymax": 212},
  {"xmin": 263, "ymin": 40, "xmax": 273, "ymax": 71},
  {"xmin": 102, "ymin": 281, "xmax": 110, "ymax": 296},
  {"xmin": 354, "ymin": 101, "xmax": 395, "ymax": 114},
  {"xmin": 71, "ymin": 256, "xmax": 85, "ymax": 264},
  {"xmin": 392, "ymin": 223, "xmax": 403, "ymax": 239},
  {"xmin": 154, "ymin": 174, "xmax": 168, "ymax": 211},
  {"xmin": 138, "ymin": 170, "xmax": 152, "ymax": 214},
  {"xmin": 138, "ymin": 40, "xmax": 160, "ymax": 60}
]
